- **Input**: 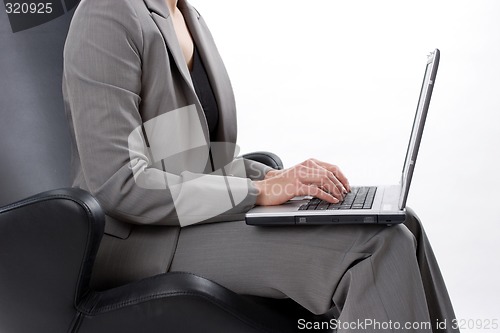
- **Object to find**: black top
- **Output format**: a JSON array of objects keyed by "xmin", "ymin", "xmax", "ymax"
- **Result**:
[{"xmin": 190, "ymin": 46, "xmax": 219, "ymax": 141}]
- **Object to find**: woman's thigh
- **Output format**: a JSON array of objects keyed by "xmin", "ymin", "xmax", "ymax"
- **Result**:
[{"xmin": 169, "ymin": 220, "xmax": 415, "ymax": 313}]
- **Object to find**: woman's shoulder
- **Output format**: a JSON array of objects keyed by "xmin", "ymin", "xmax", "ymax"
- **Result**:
[
  {"xmin": 69, "ymin": 0, "xmax": 148, "ymax": 47},
  {"xmin": 72, "ymin": 0, "xmax": 147, "ymax": 30}
]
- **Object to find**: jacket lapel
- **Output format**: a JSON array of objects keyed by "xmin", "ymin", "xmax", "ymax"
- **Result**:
[
  {"xmin": 143, "ymin": 0, "xmax": 194, "ymax": 91},
  {"xmin": 142, "ymin": 0, "xmax": 237, "ymax": 168},
  {"xmin": 143, "ymin": 0, "xmax": 212, "ymax": 152},
  {"xmin": 178, "ymin": 0, "xmax": 237, "ymax": 148}
]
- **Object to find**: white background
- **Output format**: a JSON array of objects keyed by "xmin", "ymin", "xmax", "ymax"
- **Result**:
[{"xmin": 191, "ymin": 0, "xmax": 500, "ymax": 327}]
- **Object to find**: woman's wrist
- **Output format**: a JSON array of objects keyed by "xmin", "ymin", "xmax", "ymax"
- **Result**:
[{"xmin": 252, "ymin": 180, "xmax": 266, "ymax": 205}]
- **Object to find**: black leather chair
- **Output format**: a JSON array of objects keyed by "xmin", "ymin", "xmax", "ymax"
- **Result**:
[{"xmin": 0, "ymin": 7, "xmax": 335, "ymax": 333}]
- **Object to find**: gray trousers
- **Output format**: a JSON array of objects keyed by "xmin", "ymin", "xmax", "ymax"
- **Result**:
[{"xmin": 169, "ymin": 208, "xmax": 459, "ymax": 333}]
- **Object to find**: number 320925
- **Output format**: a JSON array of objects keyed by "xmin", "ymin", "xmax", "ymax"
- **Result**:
[{"xmin": 5, "ymin": 3, "xmax": 53, "ymax": 14}]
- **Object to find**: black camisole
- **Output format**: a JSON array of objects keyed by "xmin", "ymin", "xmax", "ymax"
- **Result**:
[{"xmin": 189, "ymin": 46, "xmax": 219, "ymax": 141}]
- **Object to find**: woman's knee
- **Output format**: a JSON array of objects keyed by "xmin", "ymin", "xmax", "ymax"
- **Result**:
[
  {"xmin": 353, "ymin": 224, "xmax": 417, "ymax": 255},
  {"xmin": 390, "ymin": 224, "xmax": 417, "ymax": 251},
  {"xmin": 374, "ymin": 224, "xmax": 417, "ymax": 255},
  {"xmin": 403, "ymin": 207, "xmax": 425, "ymax": 239}
]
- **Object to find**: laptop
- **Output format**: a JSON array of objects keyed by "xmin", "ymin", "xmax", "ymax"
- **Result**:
[{"xmin": 246, "ymin": 49, "xmax": 440, "ymax": 226}]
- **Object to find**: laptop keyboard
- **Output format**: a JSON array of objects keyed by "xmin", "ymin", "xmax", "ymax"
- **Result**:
[{"xmin": 298, "ymin": 186, "xmax": 377, "ymax": 210}]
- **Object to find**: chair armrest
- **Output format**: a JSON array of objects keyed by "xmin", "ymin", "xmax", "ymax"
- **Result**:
[
  {"xmin": 241, "ymin": 151, "xmax": 283, "ymax": 170},
  {"xmin": 0, "ymin": 188, "xmax": 104, "ymax": 333},
  {"xmin": 76, "ymin": 272, "xmax": 299, "ymax": 333}
]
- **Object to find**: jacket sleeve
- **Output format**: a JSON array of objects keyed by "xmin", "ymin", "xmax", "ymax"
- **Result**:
[
  {"xmin": 223, "ymin": 158, "xmax": 273, "ymax": 181},
  {"xmin": 63, "ymin": 0, "xmax": 258, "ymax": 227}
]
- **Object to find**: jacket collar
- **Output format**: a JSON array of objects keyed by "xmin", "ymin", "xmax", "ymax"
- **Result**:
[
  {"xmin": 143, "ymin": 0, "xmax": 172, "ymax": 19},
  {"xmin": 143, "ymin": 0, "xmax": 201, "ymax": 19}
]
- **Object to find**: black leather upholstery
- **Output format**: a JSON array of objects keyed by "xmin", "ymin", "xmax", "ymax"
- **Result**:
[
  {"xmin": 242, "ymin": 151, "xmax": 284, "ymax": 170},
  {"xmin": 0, "ymin": 188, "xmax": 103, "ymax": 333},
  {"xmin": 0, "ymin": 6, "xmax": 73, "ymax": 206},
  {"xmin": 77, "ymin": 272, "xmax": 298, "ymax": 333},
  {"xmin": 0, "ymin": 4, "xmax": 335, "ymax": 333}
]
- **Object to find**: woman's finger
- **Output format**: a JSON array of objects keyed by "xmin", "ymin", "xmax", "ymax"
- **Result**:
[
  {"xmin": 296, "ymin": 166, "xmax": 344, "ymax": 200},
  {"xmin": 310, "ymin": 159, "xmax": 351, "ymax": 192},
  {"xmin": 297, "ymin": 184, "xmax": 339, "ymax": 203}
]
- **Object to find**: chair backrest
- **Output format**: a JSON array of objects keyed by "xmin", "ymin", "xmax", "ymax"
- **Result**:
[
  {"xmin": 0, "ymin": 7, "xmax": 75, "ymax": 206},
  {"xmin": 0, "ymin": 7, "xmax": 99, "ymax": 333}
]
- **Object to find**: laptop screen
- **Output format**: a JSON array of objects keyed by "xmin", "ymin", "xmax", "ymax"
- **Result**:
[{"xmin": 399, "ymin": 49, "xmax": 440, "ymax": 209}]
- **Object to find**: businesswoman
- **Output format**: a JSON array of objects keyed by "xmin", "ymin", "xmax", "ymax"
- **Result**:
[{"xmin": 63, "ymin": 0, "xmax": 458, "ymax": 331}]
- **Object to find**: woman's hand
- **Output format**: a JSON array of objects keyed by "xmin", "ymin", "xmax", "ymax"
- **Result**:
[{"xmin": 253, "ymin": 158, "xmax": 351, "ymax": 206}]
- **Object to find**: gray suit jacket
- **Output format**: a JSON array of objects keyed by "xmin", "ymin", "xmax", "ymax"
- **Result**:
[{"xmin": 63, "ymin": 0, "xmax": 272, "ymax": 288}]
